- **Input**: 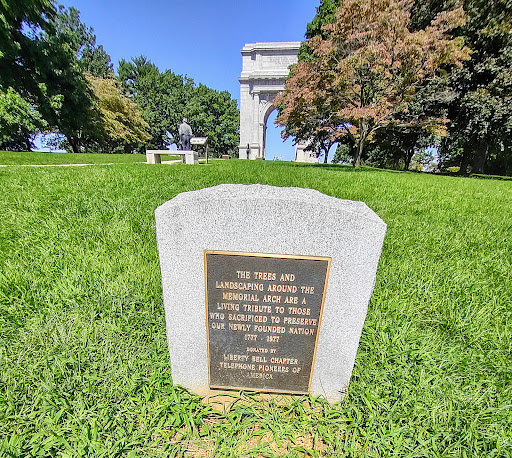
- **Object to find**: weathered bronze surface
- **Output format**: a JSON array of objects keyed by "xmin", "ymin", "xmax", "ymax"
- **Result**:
[{"xmin": 205, "ymin": 251, "xmax": 330, "ymax": 394}]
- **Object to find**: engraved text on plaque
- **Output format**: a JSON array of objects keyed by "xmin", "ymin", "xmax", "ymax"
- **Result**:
[{"xmin": 205, "ymin": 251, "xmax": 330, "ymax": 394}]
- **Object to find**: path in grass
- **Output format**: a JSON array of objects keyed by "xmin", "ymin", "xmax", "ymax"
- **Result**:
[{"xmin": 0, "ymin": 160, "xmax": 511, "ymax": 456}]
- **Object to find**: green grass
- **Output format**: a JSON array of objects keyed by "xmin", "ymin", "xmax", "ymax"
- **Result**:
[
  {"xmin": 0, "ymin": 159, "xmax": 511, "ymax": 456},
  {"xmin": 0, "ymin": 150, "xmax": 147, "ymax": 165}
]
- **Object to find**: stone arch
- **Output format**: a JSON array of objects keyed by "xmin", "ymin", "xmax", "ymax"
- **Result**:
[{"xmin": 238, "ymin": 42, "xmax": 300, "ymax": 160}]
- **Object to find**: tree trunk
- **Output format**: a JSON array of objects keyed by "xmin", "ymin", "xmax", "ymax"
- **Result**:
[
  {"xmin": 354, "ymin": 138, "xmax": 365, "ymax": 167},
  {"xmin": 472, "ymin": 142, "xmax": 488, "ymax": 174},
  {"xmin": 323, "ymin": 148, "xmax": 328, "ymax": 164},
  {"xmin": 404, "ymin": 148, "xmax": 414, "ymax": 171},
  {"xmin": 354, "ymin": 122, "xmax": 368, "ymax": 167},
  {"xmin": 457, "ymin": 146, "xmax": 471, "ymax": 175},
  {"xmin": 354, "ymin": 144, "xmax": 362, "ymax": 166},
  {"xmin": 348, "ymin": 143, "xmax": 355, "ymax": 165},
  {"xmin": 67, "ymin": 136, "xmax": 80, "ymax": 154}
]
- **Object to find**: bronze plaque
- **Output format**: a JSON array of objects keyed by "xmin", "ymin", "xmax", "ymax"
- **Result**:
[{"xmin": 204, "ymin": 251, "xmax": 331, "ymax": 394}]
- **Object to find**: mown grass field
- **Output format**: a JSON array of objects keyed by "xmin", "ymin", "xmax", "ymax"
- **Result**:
[
  {"xmin": 1, "ymin": 153, "xmax": 511, "ymax": 456},
  {"xmin": 0, "ymin": 151, "xmax": 148, "ymax": 165}
]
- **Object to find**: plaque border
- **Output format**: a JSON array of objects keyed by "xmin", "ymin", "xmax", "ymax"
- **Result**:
[{"xmin": 204, "ymin": 250, "xmax": 331, "ymax": 394}]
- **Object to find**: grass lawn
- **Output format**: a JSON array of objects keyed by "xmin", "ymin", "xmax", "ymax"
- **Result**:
[
  {"xmin": 0, "ymin": 159, "xmax": 511, "ymax": 456},
  {"xmin": 0, "ymin": 150, "xmax": 148, "ymax": 165}
]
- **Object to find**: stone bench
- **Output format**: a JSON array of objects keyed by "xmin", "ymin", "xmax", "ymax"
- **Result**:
[
  {"xmin": 147, "ymin": 137, "xmax": 208, "ymax": 165},
  {"xmin": 146, "ymin": 150, "xmax": 198, "ymax": 165}
]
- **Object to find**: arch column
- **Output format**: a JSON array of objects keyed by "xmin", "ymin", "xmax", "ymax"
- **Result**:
[{"xmin": 252, "ymin": 92, "xmax": 261, "ymax": 159}]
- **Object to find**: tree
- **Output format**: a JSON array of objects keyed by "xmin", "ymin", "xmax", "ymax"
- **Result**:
[
  {"xmin": 290, "ymin": 0, "xmax": 341, "ymax": 162},
  {"xmin": 34, "ymin": 26, "xmax": 99, "ymax": 153},
  {"xmin": 118, "ymin": 56, "xmax": 239, "ymax": 155},
  {"xmin": 276, "ymin": 0, "xmax": 469, "ymax": 167},
  {"xmin": 369, "ymin": 123, "xmax": 441, "ymax": 170},
  {"xmin": 118, "ymin": 55, "xmax": 159, "ymax": 97},
  {"xmin": 51, "ymin": 5, "xmax": 113, "ymax": 78},
  {"xmin": 1, "ymin": 3, "xmax": 115, "ymax": 153},
  {"xmin": 369, "ymin": 77, "xmax": 453, "ymax": 170},
  {"xmin": 0, "ymin": 88, "xmax": 45, "ymax": 151},
  {"xmin": 185, "ymin": 84, "xmax": 240, "ymax": 157},
  {"xmin": 87, "ymin": 75, "xmax": 150, "ymax": 153},
  {"xmin": 32, "ymin": 5, "xmax": 119, "ymax": 153},
  {"xmin": 0, "ymin": 0, "xmax": 55, "ymax": 93},
  {"xmin": 118, "ymin": 57, "xmax": 191, "ymax": 148},
  {"xmin": 129, "ymin": 66, "xmax": 193, "ymax": 149},
  {"xmin": 410, "ymin": 0, "xmax": 512, "ymax": 175},
  {"xmin": 298, "ymin": 0, "xmax": 340, "ymax": 62},
  {"xmin": 448, "ymin": 0, "xmax": 512, "ymax": 174},
  {"xmin": 275, "ymin": 63, "xmax": 342, "ymax": 164}
]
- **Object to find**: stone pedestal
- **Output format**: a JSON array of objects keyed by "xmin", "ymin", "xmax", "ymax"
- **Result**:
[{"xmin": 295, "ymin": 144, "xmax": 319, "ymax": 163}]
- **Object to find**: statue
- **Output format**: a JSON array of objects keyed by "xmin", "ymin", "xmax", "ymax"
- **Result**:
[{"xmin": 179, "ymin": 118, "xmax": 193, "ymax": 151}]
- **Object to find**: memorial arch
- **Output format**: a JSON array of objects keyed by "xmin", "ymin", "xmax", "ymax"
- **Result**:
[{"xmin": 238, "ymin": 42, "xmax": 317, "ymax": 162}]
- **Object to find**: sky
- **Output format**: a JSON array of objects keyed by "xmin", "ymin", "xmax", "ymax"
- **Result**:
[{"xmin": 57, "ymin": 0, "xmax": 321, "ymax": 160}]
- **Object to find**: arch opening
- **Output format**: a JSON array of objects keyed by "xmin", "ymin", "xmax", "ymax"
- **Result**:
[{"xmin": 263, "ymin": 107, "xmax": 295, "ymax": 161}]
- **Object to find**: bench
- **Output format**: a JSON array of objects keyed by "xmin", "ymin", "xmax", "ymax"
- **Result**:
[
  {"xmin": 146, "ymin": 150, "xmax": 198, "ymax": 165},
  {"xmin": 146, "ymin": 137, "xmax": 208, "ymax": 165}
]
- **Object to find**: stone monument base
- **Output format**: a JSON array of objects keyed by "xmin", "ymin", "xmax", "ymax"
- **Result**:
[{"xmin": 155, "ymin": 184, "xmax": 386, "ymax": 403}]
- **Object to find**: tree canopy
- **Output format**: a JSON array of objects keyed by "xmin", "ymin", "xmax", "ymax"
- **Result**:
[
  {"xmin": 118, "ymin": 56, "xmax": 239, "ymax": 156},
  {"xmin": 276, "ymin": 0, "xmax": 469, "ymax": 167},
  {"xmin": 0, "ymin": 0, "xmax": 55, "ymax": 93},
  {"xmin": 88, "ymin": 76, "xmax": 151, "ymax": 153},
  {"xmin": 51, "ymin": 5, "xmax": 114, "ymax": 78},
  {"xmin": 284, "ymin": 0, "xmax": 512, "ymax": 175},
  {"xmin": 0, "ymin": 87, "xmax": 45, "ymax": 151},
  {"xmin": 442, "ymin": 0, "xmax": 512, "ymax": 174}
]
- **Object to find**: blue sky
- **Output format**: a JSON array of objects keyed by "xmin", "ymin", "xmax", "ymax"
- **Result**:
[{"xmin": 58, "ymin": 0, "xmax": 321, "ymax": 160}]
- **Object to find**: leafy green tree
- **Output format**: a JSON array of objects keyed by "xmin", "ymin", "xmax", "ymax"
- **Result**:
[
  {"xmin": 1, "ymin": 2, "xmax": 114, "ymax": 153},
  {"xmin": 332, "ymin": 141, "xmax": 353, "ymax": 164},
  {"xmin": 34, "ymin": 26, "xmax": 100, "ymax": 153},
  {"xmin": 118, "ymin": 56, "xmax": 239, "ymax": 155},
  {"xmin": 185, "ymin": 84, "xmax": 239, "ymax": 157},
  {"xmin": 0, "ymin": 88, "xmax": 45, "ymax": 150},
  {"xmin": 290, "ymin": 0, "xmax": 341, "ymax": 162},
  {"xmin": 298, "ymin": 0, "xmax": 339, "ymax": 62},
  {"xmin": 123, "ymin": 64, "xmax": 193, "ymax": 149},
  {"xmin": 118, "ymin": 56, "xmax": 159, "ymax": 97},
  {"xmin": 31, "ymin": 5, "xmax": 120, "ymax": 153},
  {"xmin": 0, "ymin": 0, "xmax": 55, "ymax": 93},
  {"xmin": 368, "ymin": 78, "xmax": 453, "ymax": 170},
  {"xmin": 87, "ymin": 75, "xmax": 150, "ymax": 153},
  {"xmin": 51, "ymin": 5, "xmax": 113, "ymax": 78},
  {"xmin": 452, "ymin": 0, "xmax": 512, "ymax": 175},
  {"xmin": 411, "ymin": 0, "xmax": 512, "ymax": 175}
]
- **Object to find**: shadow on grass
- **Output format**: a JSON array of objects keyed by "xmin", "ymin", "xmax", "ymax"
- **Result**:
[
  {"xmin": 254, "ymin": 161, "xmax": 512, "ymax": 180},
  {"xmin": 256, "ymin": 160, "xmax": 406, "ymax": 174}
]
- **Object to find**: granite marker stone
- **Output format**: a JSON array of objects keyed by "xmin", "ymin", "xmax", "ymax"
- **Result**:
[{"xmin": 155, "ymin": 184, "xmax": 386, "ymax": 403}]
